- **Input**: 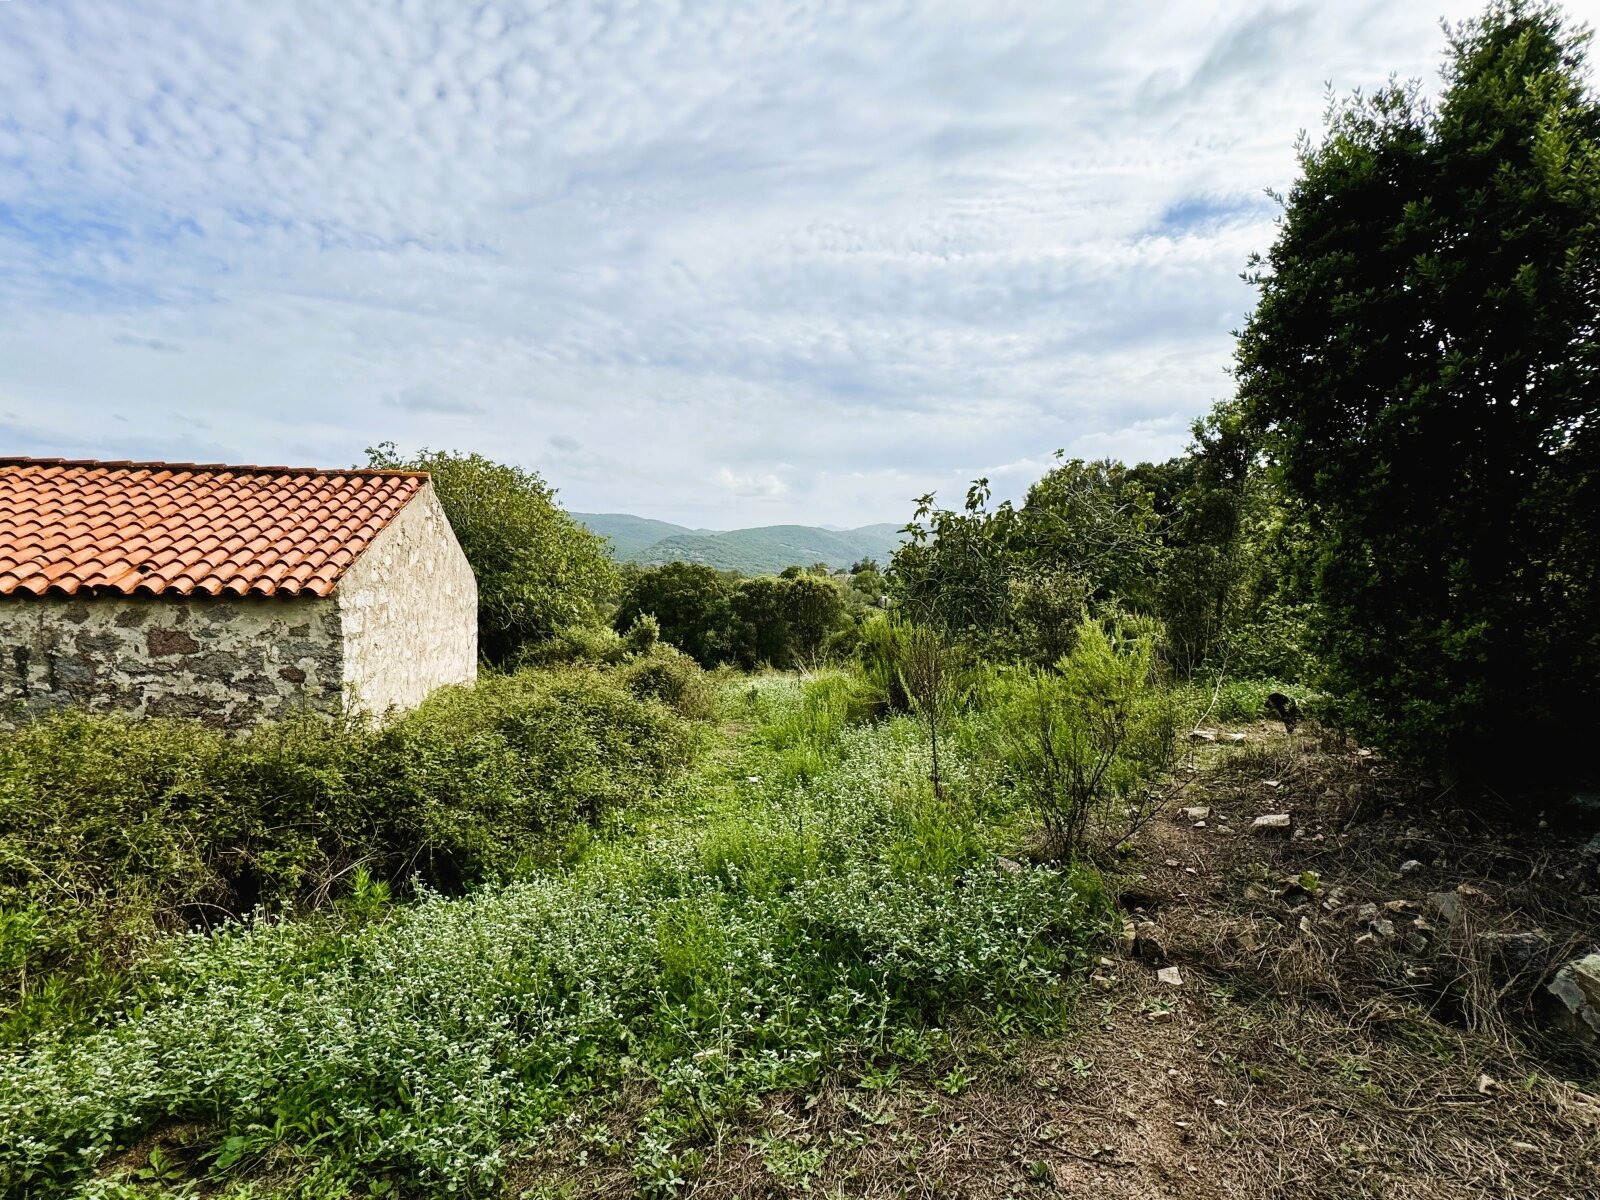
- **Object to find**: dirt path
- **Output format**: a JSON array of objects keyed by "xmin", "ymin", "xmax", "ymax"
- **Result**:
[{"xmin": 635, "ymin": 723, "xmax": 1600, "ymax": 1200}]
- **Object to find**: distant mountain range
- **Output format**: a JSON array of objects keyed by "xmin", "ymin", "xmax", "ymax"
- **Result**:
[{"xmin": 573, "ymin": 513, "xmax": 904, "ymax": 574}]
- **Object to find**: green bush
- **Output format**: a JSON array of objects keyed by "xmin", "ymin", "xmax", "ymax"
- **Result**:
[
  {"xmin": 1182, "ymin": 675, "xmax": 1311, "ymax": 726},
  {"xmin": 615, "ymin": 643, "xmax": 716, "ymax": 720},
  {"xmin": 993, "ymin": 616, "xmax": 1179, "ymax": 858},
  {"xmin": 855, "ymin": 614, "xmax": 911, "ymax": 714},
  {"xmin": 0, "ymin": 665, "xmax": 698, "ymax": 1016},
  {"xmin": 0, "ymin": 714, "xmax": 1101, "ymax": 1198}
]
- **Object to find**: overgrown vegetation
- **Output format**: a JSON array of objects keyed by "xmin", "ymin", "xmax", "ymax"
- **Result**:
[
  {"xmin": 0, "ymin": 677, "xmax": 1106, "ymax": 1198},
  {"xmin": 4, "ymin": 5, "xmax": 1597, "ymax": 1199},
  {"xmin": 613, "ymin": 560, "xmax": 868, "ymax": 670},
  {"xmin": 1235, "ymin": 0, "xmax": 1600, "ymax": 788},
  {"xmin": 0, "ymin": 650, "xmax": 706, "ymax": 1037}
]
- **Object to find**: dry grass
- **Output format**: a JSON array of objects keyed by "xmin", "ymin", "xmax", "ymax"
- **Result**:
[{"xmin": 508, "ymin": 721, "xmax": 1600, "ymax": 1199}]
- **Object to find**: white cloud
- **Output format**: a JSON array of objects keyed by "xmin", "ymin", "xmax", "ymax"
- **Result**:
[{"xmin": 2, "ymin": 0, "xmax": 1594, "ymax": 525}]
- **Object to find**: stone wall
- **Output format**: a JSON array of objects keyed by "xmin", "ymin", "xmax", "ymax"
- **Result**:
[
  {"xmin": 0, "ymin": 592, "xmax": 344, "ymax": 727},
  {"xmin": 0, "ymin": 481, "xmax": 476, "ymax": 728},
  {"xmin": 335, "ymin": 480, "xmax": 478, "ymax": 717}
]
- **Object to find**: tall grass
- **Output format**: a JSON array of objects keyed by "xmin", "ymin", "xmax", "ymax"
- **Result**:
[{"xmin": 0, "ymin": 678, "xmax": 1104, "ymax": 1198}]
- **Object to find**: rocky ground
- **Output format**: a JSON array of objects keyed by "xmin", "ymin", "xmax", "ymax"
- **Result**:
[{"xmin": 535, "ymin": 721, "xmax": 1600, "ymax": 1199}]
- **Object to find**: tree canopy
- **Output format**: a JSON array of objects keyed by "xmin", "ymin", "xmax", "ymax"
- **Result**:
[{"xmin": 1235, "ymin": 0, "xmax": 1600, "ymax": 782}]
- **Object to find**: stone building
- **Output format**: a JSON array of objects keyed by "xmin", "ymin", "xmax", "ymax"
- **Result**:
[{"xmin": 0, "ymin": 457, "xmax": 477, "ymax": 727}]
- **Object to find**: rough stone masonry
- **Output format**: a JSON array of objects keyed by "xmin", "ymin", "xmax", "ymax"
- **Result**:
[{"xmin": 0, "ymin": 476, "xmax": 476, "ymax": 728}]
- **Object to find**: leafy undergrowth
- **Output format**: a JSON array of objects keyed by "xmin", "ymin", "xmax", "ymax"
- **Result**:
[
  {"xmin": 0, "ymin": 657, "xmax": 704, "ymax": 1042},
  {"xmin": 0, "ymin": 675, "xmax": 1107, "ymax": 1198},
  {"xmin": 515, "ymin": 719, "xmax": 1600, "ymax": 1200}
]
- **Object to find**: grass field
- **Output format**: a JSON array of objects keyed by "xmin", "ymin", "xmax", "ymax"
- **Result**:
[{"xmin": 0, "ymin": 674, "xmax": 1106, "ymax": 1198}]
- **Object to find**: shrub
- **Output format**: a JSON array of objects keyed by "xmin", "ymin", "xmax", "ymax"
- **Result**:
[
  {"xmin": 614, "ymin": 562, "xmax": 735, "ymax": 666},
  {"xmin": 0, "ymin": 665, "xmax": 698, "ymax": 1015},
  {"xmin": 995, "ymin": 616, "xmax": 1179, "ymax": 859},
  {"xmin": 855, "ymin": 615, "xmax": 911, "ymax": 714},
  {"xmin": 0, "ymin": 715, "xmax": 1101, "ymax": 1197},
  {"xmin": 615, "ymin": 643, "xmax": 716, "ymax": 720}
]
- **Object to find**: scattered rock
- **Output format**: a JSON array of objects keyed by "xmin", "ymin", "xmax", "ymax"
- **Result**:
[
  {"xmin": 995, "ymin": 856, "xmax": 1024, "ymax": 874},
  {"xmin": 1252, "ymin": 813, "xmax": 1291, "ymax": 833},
  {"xmin": 1157, "ymin": 966, "xmax": 1184, "ymax": 987},
  {"xmin": 1425, "ymin": 892, "xmax": 1462, "ymax": 923},
  {"xmin": 1400, "ymin": 859, "xmax": 1424, "ymax": 875},
  {"xmin": 1189, "ymin": 729, "xmax": 1218, "ymax": 743},
  {"xmin": 1353, "ymin": 903, "xmax": 1396, "ymax": 938},
  {"xmin": 1357, "ymin": 747, "xmax": 1374, "ymax": 759},
  {"xmin": 1227, "ymin": 732, "xmax": 1248, "ymax": 743},
  {"xmin": 1480, "ymin": 929, "xmax": 1551, "ymax": 973},
  {"xmin": 1194, "ymin": 820, "xmax": 1207, "ymax": 829},
  {"xmin": 1263, "ymin": 779, "xmax": 1281, "ymax": 789},
  {"xmin": 1545, "ymin": 954, "xmax": 1600, "ymax": 1046},
  {"xmin": 1164, "ymin": 858, "xmax": 1181, "ymax": 868},
  {"xmin": 1147, "ymin": 1008, "xmax": 1173, "ymax": 1024},
  {"xmin": 1383, "ymin": 899, "xmax": 1418, "ymax": 913},
  {"xmin": 1582, "ymin": 832, "xmax": 1600, "ymax": 858},
  {"xmin": 1118, "ymin": 920, "xmax": 1136, "ymax": 955},
  {"xmin": 1179, "ymin": 806, "xmax": 1211, "ymax": 821},
  {"xmin": 1476, "ymin": 1073, "xmax": 1503, "ymax": 1096},
  {"xmin": 1134, "ymin": 921, "xmax": 1169, "ymax": 963}
]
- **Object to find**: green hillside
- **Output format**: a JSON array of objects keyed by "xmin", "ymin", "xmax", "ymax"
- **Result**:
[
  {"xmin": 573, "ymin": 515, "xmax": 904, "ymax": 573},
  {"xmin": 570, "ymin": 512, "xmax": 697, "ymax": 560}
]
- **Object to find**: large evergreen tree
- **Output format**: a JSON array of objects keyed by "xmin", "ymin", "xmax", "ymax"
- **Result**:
[{"xmin": 1237, "ymin": 1, "xmax": 1600, "ymax": 785}]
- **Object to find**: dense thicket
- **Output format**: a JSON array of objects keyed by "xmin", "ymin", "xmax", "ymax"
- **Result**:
[
  {"xmin": 1236, "ymin": 0, "xmax": 1600, "ymax": 784},
  {"xmin": 0, "ymin": 656, "xmax": 703, "ymax": 1018},
  {"xmin": 614, "ymin": 561, "xmax": 862, "ymax": 668},
  {"xmin": 887, "ymin": 2, "xmax": 1599, "ymax": 797}
]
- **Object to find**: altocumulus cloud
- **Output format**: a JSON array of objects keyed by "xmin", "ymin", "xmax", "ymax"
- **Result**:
[{"xmin": 1, "ymin": 0, "xmax": 1586, "ymax": 526}]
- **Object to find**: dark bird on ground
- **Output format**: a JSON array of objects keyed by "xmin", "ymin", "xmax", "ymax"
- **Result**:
[{"xmin": 1265, "ymin": 692, "xmax": 1300, "ymax": 735}]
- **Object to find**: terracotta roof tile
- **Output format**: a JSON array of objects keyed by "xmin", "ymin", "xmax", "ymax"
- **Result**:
[{"xmin": 0, "ymin": 457, "xmax": 428, "ymax": 598}]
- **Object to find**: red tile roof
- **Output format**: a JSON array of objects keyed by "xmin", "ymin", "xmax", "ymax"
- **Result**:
[{"xmin": 0, "ymin": 457, "xmax": 428, "ymax": 598}]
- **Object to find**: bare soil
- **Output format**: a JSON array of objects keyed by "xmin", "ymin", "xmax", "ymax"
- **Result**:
[{"xmin": 529, "ymin": 722, "xmax": 1600, "ymax": 1199}]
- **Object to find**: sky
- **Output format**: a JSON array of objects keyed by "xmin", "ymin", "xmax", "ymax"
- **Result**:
[{"xmin": 3, "ymin": 1, "xmax": 1597, "ymax": 528}]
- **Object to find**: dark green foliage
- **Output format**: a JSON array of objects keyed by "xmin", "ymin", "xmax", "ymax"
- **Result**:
[
  {"xmin": 891, "ymin": 479, "xmax": 1016, "ymax": 637},
  {"xmin": 889, "ymin": 465, "xmax": 1161, "ymax": 664},
  {"xmin": 0, "ymin": 666, "xmax": 699, "ymax": 1013},
  {"xmin": 366, "ymin": 445, "xmax": 617, "ymax": 664},
  {"xmin": 616, "ymin": 563, "xmax": 852, "ymax": 670},
  {"xmin": 730, "ymin": 575, "xmax": 795, "ymax": 667},
  {"xmin": 613, "ymin": 561, "xmax": 736, "ymax": 665},
  {"xmin": 776, "ymin": 574, "xmax": 846, "ymax": 663},
  {"xmin": 854, "ymin": 615, "xmax": 913, "ymax": 714},
  {"xmin": 1014, "ymin": 456, "xmax": 1161, "ymax": 611},
  {"xmin": 1235, "ymin": 1, "xmax": 1600, "ymax": 783}
]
